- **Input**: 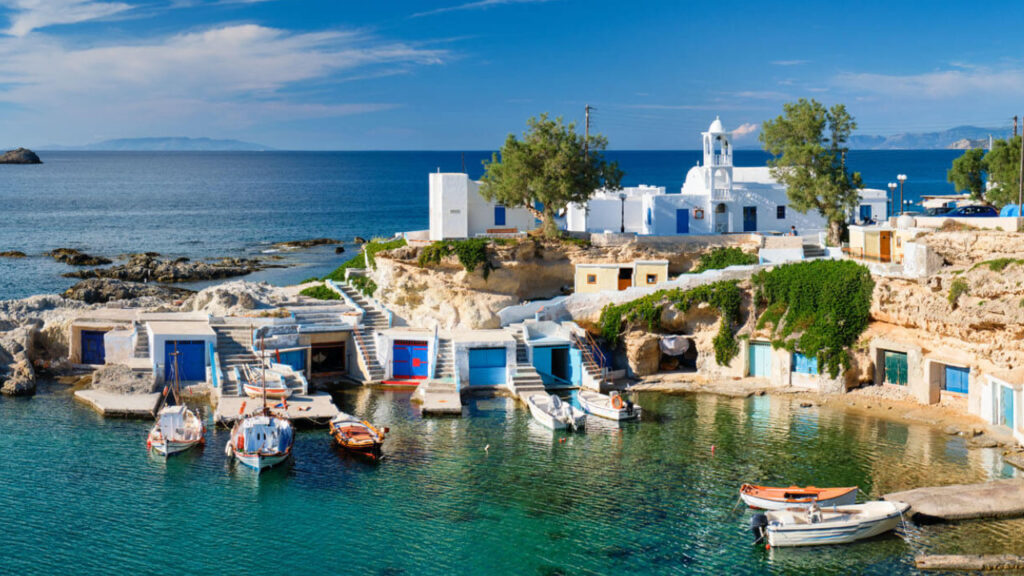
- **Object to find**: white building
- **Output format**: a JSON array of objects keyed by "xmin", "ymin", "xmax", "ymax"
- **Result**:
[
  {"xmin": 567, "ymin": 117, "xmax": 888, "ymax": 236},
  {"xmin": 429, "ymin": 172, "xmax": 538, "ymax": 241}
]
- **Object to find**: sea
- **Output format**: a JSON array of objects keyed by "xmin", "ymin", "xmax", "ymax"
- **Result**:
[
  {"xmin": 0, "ymin": 149, "xmax": 1017, "ymax": 575},
  {"xmin": 0, "ymin": 150, "xmax": 963, "ymax": 301}
]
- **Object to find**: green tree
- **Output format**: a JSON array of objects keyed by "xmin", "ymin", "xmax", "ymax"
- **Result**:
[
  {"xmin": 982, "ymin": 135, "xmax": 1022, "ymax": 208},
  {"xmin": 480, "ymin": 114, "xmax": 623, "ymax": 237},
  {"xmin": 947, "ymin": 148, "xmax": 987, "ymax": 200},
  {"xmin": 759, "ymin": 99, "xmax": 863, "ymax": 246}
]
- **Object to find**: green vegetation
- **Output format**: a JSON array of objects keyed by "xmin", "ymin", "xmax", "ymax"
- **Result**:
[
  {"xmin": 946, "ymin": 136, "xmax": 1022, "ymax": 207},
  {"xmin": 299, "ymin": 276, "xmax": 321, "ymax": 284},
  {"xmin": 479, "ymin": 114, "xmax": 623, "ymax": 237},
  {"xmin": 970, "ymin": 258, "xmax": 1024, "ymax": 272},
  {"xmin": 418, "ymin": 238, "xmax": 495, "ymax": 279},
  {"xmin": 760, "ymin": 99, "xmax": 863, "ymax": 246},
  {"xmin": 693, "ymin": 247, "xmax": 759, "ymax": 273},
  {"xmin": 299, "ymin": 284, "xmax": 341, "ymax": 301},
  {"xmin": 751, "ymin": 260, "xmax": 874, "ymax": 378},
  {"xmin": 598, "ymin": 280, "xmax": 743, "ymax": 366},
  {"xmin": 948, "ymin": 148, "xmax": 986, "ymax": 199},
  {"xmin": 948, "ymin": 278, "xmax": 969, "ymax": 309},
  {"xmin": 323, "ymin": 237, "xmax": 406, "ymax": 282},
  {"xmin": 349, "ymin": 275, "xmax": 377, "ymax": 297}
]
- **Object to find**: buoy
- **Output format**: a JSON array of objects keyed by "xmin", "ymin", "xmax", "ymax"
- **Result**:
[
  {"xmin": 238, "ymin": 401, "xmax": 247, "ymax": 415},
  {"xmin": 711, "ymin": 444, "xmax": 716, "ymax": 455},
  {"xmin": 484, "ymin": 444, "xmax": 490, "ymax": 452},
  {"xmin": 559, "ymin": 437, "xmax": 566, "ymax": 443}
]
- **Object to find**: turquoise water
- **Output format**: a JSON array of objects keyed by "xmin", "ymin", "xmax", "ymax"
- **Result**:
[{"xmin": 2, "ymin": 385, "xmax": 1021, "ymax": 575}]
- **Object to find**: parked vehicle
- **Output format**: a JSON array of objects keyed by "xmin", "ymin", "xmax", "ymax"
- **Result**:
[
  {"xmin": 924, "ymin": 206, "xmax": 953, "ymax": 216},
  {"xmin": 740, "ymin": 484, "xmax": 858, "ymax": 510},
  {"xmin": 751, "ymin": 500, "xmax": 909, "ymax": 547},
  {"xmin": 945, "ymin": 205, "xmax": 998, "ymax": 217}
]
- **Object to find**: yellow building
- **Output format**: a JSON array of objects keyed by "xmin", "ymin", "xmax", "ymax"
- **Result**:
[{"xmin": 574, "ymin": 260, "xmax": 670, "ymax": 294}]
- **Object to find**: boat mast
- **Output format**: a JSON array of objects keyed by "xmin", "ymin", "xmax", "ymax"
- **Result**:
[{"xmin": 170, "ymin": 343, "xmax": 182, "ymax": 406}]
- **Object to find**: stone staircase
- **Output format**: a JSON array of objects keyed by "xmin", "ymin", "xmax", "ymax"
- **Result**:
[
  {"xmin": 134, "ymin": 323, "xmax": 150, "ymax": 359},
  {"xmin": 510, "ymin": 331, "xmax": 545, "ymax": 397},
  {"xmin": 434, "ymin": 338, "xmax": 454, "ymax": 380},
  {"xmin": 803, "ymin": 244, "xmax": 826, "ymax": 259},
  {"xmin": 213, "ymin": 325, "xmax": 259, "ymax": 396},
  {"xmin": 336, "ymin": 281, "xmax": 390, "ymax": 382}
]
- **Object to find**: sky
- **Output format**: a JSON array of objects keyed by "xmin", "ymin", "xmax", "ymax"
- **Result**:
[{"xmin": 1, "ymin": 0, "xmax": 1023, "ymax": 150}]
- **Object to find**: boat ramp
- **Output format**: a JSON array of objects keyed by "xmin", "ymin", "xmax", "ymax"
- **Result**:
[
  {"xmin": 74, "ymin": 389, "xmax": 162, "ymax": 418},
  {"xmin": 884, "ymin": 478, "xmax": 1024, "ymax": 520},
  {"xmin": 213, "ymin": 392, "xmax": 340, "ymax": 426}
]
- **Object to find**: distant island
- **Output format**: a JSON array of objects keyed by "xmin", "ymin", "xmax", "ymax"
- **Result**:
[
  {"xmin": 0, "ymin": 148, "xmax": 42, "ymax": 164},
  {"xmin": 42, "ymin": 137, "xmax": 272, "ymax": 152},
  {"xmin": 848, "ymin": 125, "xmax": 1009, "ymax": 150}
]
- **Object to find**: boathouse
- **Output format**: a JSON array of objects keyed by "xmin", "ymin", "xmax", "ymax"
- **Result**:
[
  {"xmin": 428, "ymin": 172, "xmax": 538, "ymax": 240},
  {"xmin": 452, "ymin": 331, "xmax": 517, "ymax": 389},
  {"xmin": 375, "ymin": 328, "xmax": 435, "ymax": 383},
  {"xmin": 978, "ymin": 371, "xmax": 1024, "ymax": 444},
  {"xmin": 148, "ymin": 318, "xmax": 217, "ymax": 383},
  {"xmin": 520, "ymin": 321, "xmax": 584, "ymax": 388},
  {"xmin": 574, "ymin": 260, "xmax": 669, "ymax": 294},
  {"xmin": 68, "ymin": 310, "xmax": 137, "ymax": 366}
]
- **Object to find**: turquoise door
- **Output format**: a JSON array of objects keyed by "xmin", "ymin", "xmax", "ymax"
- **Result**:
[
  {"xmin": 1001, "ymin": 385, "xmax": 1015, "ymax": 428},
  {"xmin": 676, "ymin": 209, "xmax": 689, "ymax": 234},
  {"xmin": 884, "ymin": 351, "xmax": 908, "ymax": 386},
  {"xmin": 468, "ymin": 348, "xmax": 506, "ymax": 386},
  {"xmin": 748, "ymin": 342, "xmax": 771, "ymax": 377},
  {"xmin": 792, "ymin": 352, "xmax": 818, "ymax": 375},
  {"xmin": 944, "ymin": 365, "xmax": 969, "ymax": 394}
]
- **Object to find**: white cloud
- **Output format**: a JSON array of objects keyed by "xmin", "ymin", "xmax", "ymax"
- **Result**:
[
  {"xmin": 771, "ymin": 59, "xmax": 808, "ymax": 66},
  {"xmin": 0, "ymin": 0, "xmax": 132, "ymax": 37},
  {"xmin": 730, "ymin": 122, "xmax": 758, "ymax": 138},
  {"xmin": 0, "ymin": 24, "xmax": 447, "ymax": 141},
  {"xmin": 833, "ymin": 67, "xmax": 1024, "ymax": 100},
  {"xmin": 411, "ymin": 0, "xmax": 556, "ymax": 18}
]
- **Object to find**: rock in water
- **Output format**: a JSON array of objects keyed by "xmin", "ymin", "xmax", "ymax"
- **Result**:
[
  {"xmin": 64, "ymin": 253, "xmax": 265, "ymax": 283},
  {"xmin": 0, "ymin": 251, "xmax": 26, "ymax": 258},
  {"xmin": 354, "ymin": 236, "xmax": 368, "ymax": 245},
  {"xmin": 335, "ymin": 246, "xmax": 346, "ymax": 254},
  {"xmin": 272, "ymin": 238, "xmax": 341, "ymax": 250},
  {"xmin": 48, "ymin": 248, "xmax": 112, "ymax": 266},
  {"xmin": 0, "ymin": 147, "xmax": 41, "ymax": 164},
  {"xmin": 63, "ymin": 278, "xmax": 193, "ymax": 304},
  {"xmin": 0, "ymin": 325, "xmax": 38, "ymax": 396}
]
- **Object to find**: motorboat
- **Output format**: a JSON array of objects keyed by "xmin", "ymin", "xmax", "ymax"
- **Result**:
[
  {"xmin": 147, "ymin": 404, "xmax": 205, "ymax": 457},
  {"xmin": 526, "ymin": 393, "xmax": 586, "ymax": 431},
  {"xmin": 740, "ymin": 484, "xmax": 858, "ymax": 510},
  {"xmin": 751, "ymin": 500, "xmax": 910, "ymax": 547},
  {"xmin": 578, "ymin": 390, "xmax": 641, "ymax": 421},
  {"xmin": 329, "ymin": 414, "xmax": 387, "ymax": 459},
  {"xmin": 225, "ymin": 410, "xmax": 294, "ymax": 472}
]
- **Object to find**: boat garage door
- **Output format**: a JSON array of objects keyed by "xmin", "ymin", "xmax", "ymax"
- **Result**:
[
  {"xmin": 468, "ymin": 347, "xmax": 507, "ymax": 386},
  {"xmin": 748, "ymin": 342, "xmax": 771, "ymax": 377},
  {"xmin": 883, "ymin": 351, "xmax": 908, "ymax": 386},
  {"xmin": 81, "ymin": 330, "xmax": 106, "ymax": 365},
  {"xmin": 165, "ymin": 340, "xmax": 206, "ymax": 382},
  {"xmin": 944, "ymin": 365, "xmax": 969, "ymax": 394},
  {"xmin": 1001, "ymin": 385, "xmax": 1015, "ymax": 428},
  {"xmin": 311, "ymin": 341, "xmax": 345, "ymax": 375},
  {"xmin": 393, "ymin": 340, "xmax": 429, "ymax": 380}
]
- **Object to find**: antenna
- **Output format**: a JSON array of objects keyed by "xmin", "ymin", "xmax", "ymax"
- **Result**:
[{"xmin": 584, "ymin": 104, "xmax": 592, "ymax": 157}]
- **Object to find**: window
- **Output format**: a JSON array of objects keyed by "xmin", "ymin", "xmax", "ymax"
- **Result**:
[
  {"xmin": 646, "ymin": 274, "xmax": 657, "ymax": 284},
  {"xmin": 777, "ymin": 205, "xmax": 786, "ymax": 219},
  {"xmin": 586, "ymin": 274, "xmax": 597, "ymax": 285},
  {"xmin": 860, "ymin": 205, "xmax": 872, "ymax": 221}
]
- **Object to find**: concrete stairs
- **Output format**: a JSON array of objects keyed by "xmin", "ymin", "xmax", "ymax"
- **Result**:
[
  {"xmin": 803, "ymin": 244, "xmax": 826, "ymax": 259},
  {"xmin": 434, "ymin": 338, "xmax": 454, "ymax": 380},
  {"xmin": 511, "ymin": 332, "xmax": 545, "ymax": 398},
  {"xmin": 335, "ymin": 281, "xmax": 389, "ymax": 383},
  {"xmin": 134, "ymin": 323, "xmax": 149, "ymax": 359},
  {"xmin": 353, "ymin": 328, "xmax": 384, "ymax": 382}
]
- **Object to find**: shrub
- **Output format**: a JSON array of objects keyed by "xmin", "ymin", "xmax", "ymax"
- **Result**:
[
  {"xmin": 300, "ymin": 284, "xmax": 340, "ymax": 301},
  {"xmin": 418, "ymin": 238, "xmax": 494, "ymax": 279},
  {"xmin": 948, "ymin": 278, "xmax": 969, "ymax": 308},
  {"xmin": 971, "ymin": 258, "xmax": 1024, "ymax": 273},
  {"xmin": 693, "ymin": 247, "xmax": 759, "ymax": 273},
  {"xmin": 349, "ymin": 275, "xmax": 377, "ymax": 297},
  {"xmin": 323, "ymin": 237, "xmax": 406, "ymax": 282},
  {"xmin": 751, "ymin": 259, "xmax": 874, "ymax": 378}
]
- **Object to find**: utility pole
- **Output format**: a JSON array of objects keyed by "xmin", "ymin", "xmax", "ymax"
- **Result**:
[
  {"xmin": 584, "ymin": 104, "xmax": 592, "ymax": 157},
  {"xmin": 1018, "ymin": 116, "xmax": 1023, "ymax": 209},
  {"xmin": 1015, "ymin": 115, "xmax": 1019, "ymax": 138}
]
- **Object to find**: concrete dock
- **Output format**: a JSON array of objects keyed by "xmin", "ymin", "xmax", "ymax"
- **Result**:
[
  {"xmin": 74, "ymin": 390, "xmax": 162, "ymax": 418},
  {"xmin": 214, "ymin": 392, "xmax": 341, "ymax": 426},
  {"xmin": 916, "ymin": 555, "xmax": 1024, "ymax": 571},
  {"xmin": 412, "ymin": 380, "xmax": 463, "ymax": 415},
  {"xmin": 884, "ymin": 478, "xmax": 1024, "ymax": 520}
]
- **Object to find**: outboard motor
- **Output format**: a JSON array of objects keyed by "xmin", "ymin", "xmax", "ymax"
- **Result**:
[{"xmin": 750, "ymin": 513, "xmax": 768, "ymax": 544}]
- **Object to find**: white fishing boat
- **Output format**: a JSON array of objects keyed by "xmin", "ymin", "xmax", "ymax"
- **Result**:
[
  {"xmin": 526, "ymin": 393, "xmax": 586, "ymax": 431},
  {"xmin": 146, "ymin": 345, "xmax": 205, "ymax": 457},
  {"xmin": 241, "ymin": 364, "xmax": 292, "ymax": 399},
  {"xmin": 578, "ymin": 390, "xmax": 641, "ymax": 421},
  {"xmin": 751, "ymin": 500, "xmax": 910, "ymax": 547},
  {"xmin": 225, "ymin": 411, "xmax": 294, "ymax": 472},
  {"xmin": 147, "ymin": 404, "xmax": 205, "ymax": 457}
]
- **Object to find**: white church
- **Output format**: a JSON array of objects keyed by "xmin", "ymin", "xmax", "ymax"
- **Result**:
[{"xmin": 429, "ymin": 117, "xmax": 888, "ymax": 240}]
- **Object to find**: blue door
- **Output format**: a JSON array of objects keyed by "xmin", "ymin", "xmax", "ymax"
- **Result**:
[
  {"xmin": 165, "ymin": 340, "xmax": 205, "ymax": 382},
  {"xmin": 1001, "ymin": 385, "xmax": 1015, "ymax": 428},
  {"xmin": 792, "ymin": 352, "xmax": 818, "ymax": 375},
  {"xmin": 468, "ymin": 347, "xmax": 506, "ymax": 386},
  {"xmin": 748, "ymin": 342, "xmax": 771, "ymax": 377},
  {"xmin": 393, "ymin": 340, "xmax": 429, "ymax": 379},
  {"xmin": 494, "ymin": 205, "xmax": 506, "ymax": 226},
  {"xmin": 81, "ymin": 330, "xmax": 106, "ymax": 365},
  {"xmin": 944, "ymin": 365, "xmax": 969, "ymax": 394},
  {"xmin": 676, "ymin": 208, "xmax": 689, "ymax": 234},
  {"xmin": 743, "ymin": 206, "xmax": 757, "ymax": 232}
]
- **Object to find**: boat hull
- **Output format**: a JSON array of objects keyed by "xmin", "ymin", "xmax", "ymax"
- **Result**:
[
  {"xmin": 231, "ymin": 449, "xmax": 292, "ymax": 472},
  {"xmin": 242, "ymin": 384, "xmax": 292, "ymax": 399},
  {"xmin": 766, "ymin": 502, "xmax": 909, "ymax": 547},
  {"xmin": 741, "ymin": 488, "xmax": 858, "ymax": 511},
  {"xmin": 149, "ymin": 438, "xmax": 203, "ymax": 457},
  {"xmin": 578, "ymin": 392, "xmax": 641, "ymax": 421},
  {"xmin": 526, "ymin": 394, "xmax": 586, "ymax": 431}
]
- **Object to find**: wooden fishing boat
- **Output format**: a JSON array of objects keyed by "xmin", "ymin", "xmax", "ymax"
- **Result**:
[
  {"xmin": 740, "ymin": 484, "xmax": 858, "ymax": 510},
  {"xmin": 147, "ymin": 404, "xmax": 205, "ymax": 457},
  {"xmin": 752, "ymin": 500, "xmax": 909, "ymax": 547},
  {"xmin": 225, "ymin": 410, "xmax": 294, "ymax": 472},
  {"xmin": 241, "ymin": 364, "xmax": 292, "ymax": 399},
  {"xmin": 526, "ymin": 393, "xmax": 586, "ymax": 431},
  {"xmin": 329, "ymin": 414, "xmax": 387, "ymax": 459},
  {"xmin": 578, "ymin": 390, "xmax": 641, "ymax": 421}
]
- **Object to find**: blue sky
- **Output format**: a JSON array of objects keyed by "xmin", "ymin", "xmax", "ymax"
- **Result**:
[{"xmin": 0, "ymin": 0, "xmax": 1022, "ymax": 149}]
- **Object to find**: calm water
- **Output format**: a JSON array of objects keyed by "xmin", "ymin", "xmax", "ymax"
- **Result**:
[
  {"xmin": 0, "ymin": 150, "xmax": 964, "ymax": 300},
  {"xmin": 2, "ymin": 385, "xmax": 1019, "ymax": 575}
]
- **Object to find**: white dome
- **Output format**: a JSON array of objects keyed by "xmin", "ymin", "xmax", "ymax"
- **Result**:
[{"xmin": 708, "ymin": 116, "xmax": 725, "ymax": 134}]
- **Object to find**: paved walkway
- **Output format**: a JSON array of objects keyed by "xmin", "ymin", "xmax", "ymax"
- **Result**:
[
  {"xmin": 214, "ymin": 392, "xmax": 340, "ymax": 427},
  {"xmin": 884, "ymin": 478, "xmax": 1024, "ymax": 520}
]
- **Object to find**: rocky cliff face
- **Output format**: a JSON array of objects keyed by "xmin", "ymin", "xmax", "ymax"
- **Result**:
[{"xmin": 923, "ymin": 231, "xmax": 1024, "ymax": 267}]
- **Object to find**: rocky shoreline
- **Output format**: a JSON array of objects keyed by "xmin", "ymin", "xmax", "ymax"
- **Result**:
[{"xmin": 63, "ymin": 252, "xmax": 271, "ymax": 283}]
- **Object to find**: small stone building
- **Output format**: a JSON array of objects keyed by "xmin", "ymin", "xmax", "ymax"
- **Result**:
[{"xmin": 574, "ymin": 260, "xmax": 669, "ymax": 294}]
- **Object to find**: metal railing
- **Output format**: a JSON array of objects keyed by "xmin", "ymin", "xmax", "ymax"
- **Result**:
[
  {"xmin": 430, "ymin": 325, "xmax": 439, "ymax": 379},
  {"xmin": 573, "ymin": 330, "xmax": 606, "ymax": 379}
]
